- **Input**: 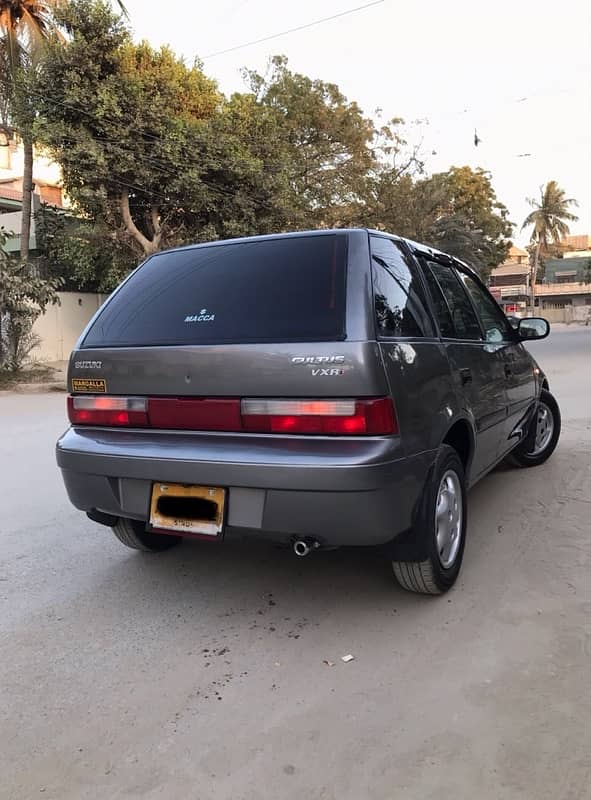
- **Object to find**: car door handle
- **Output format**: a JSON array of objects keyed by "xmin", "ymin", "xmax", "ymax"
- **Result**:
[{"xmin": 460, "ymin": 368, "xmax": 472, "ymax": 385}]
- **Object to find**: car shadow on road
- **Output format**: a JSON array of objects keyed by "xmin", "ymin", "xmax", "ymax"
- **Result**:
[
  {"xmin": 82, "ymin": 456, "xmax": 542, "ymax": 638},
  {"xmin": 103, "ymin": 535, "xmax": 412, "ymax": 612}
]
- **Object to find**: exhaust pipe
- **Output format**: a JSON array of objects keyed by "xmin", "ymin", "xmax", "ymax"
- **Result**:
[{"xmin": 293, "ymin": 538, "xmax": 320, "ymax": 557}]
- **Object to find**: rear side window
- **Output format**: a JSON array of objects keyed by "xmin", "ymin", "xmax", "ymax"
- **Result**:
[
  {"xmin": 458, "ymin": 270, "xmax": 513, "ymax": 343},
  {"xmin": 424, "ymin": 260, "xmax": 482, "ymax": 341},
  {"xmin": 82, "ymin": 235, "xmax": 347, "ymax": 347},
  {"xmin": 370, "ymin": 237, "xmax": 434, "ymax": 338},
  {"xmin": 422, "ymin": 262, "xmax": 455, "ymax": 338}
]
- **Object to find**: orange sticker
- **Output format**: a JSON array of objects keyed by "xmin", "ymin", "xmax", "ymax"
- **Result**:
[{"xmin": 71, "ymin": 378, "xmax": 107, "ymax": 393}]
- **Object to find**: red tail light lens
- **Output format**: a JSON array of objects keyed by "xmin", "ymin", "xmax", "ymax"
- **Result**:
[
  {"xmin": 241, "ymin": 398, "xmax": 397, "ymax": 435},
  {"xmin": 67, "ymin": 395, "xmax": 148, "ymax": 427},
  {"xmin": 148, "ymin": 397, "xmax": 242, "ymax": 431},
  {"xmin": 67, "ymin": 396, "xmax": 397, "ymax": 436}
]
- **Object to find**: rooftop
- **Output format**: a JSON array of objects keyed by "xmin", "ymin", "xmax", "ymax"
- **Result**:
[
  {"xmin": 490, "ymin": 261, "xmax": 530, "ymax": 277},
  {"xmin": 508, "ymin": 244, "xmax": 528, "ymax": 258}
]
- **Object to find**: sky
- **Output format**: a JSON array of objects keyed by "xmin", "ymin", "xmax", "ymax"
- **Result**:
[{"xmin": 124, "ymin": 0, "xmax": 591, "ymax": 246}]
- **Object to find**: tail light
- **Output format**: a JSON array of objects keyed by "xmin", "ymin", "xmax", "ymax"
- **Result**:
[
  {"xmin": 67, "ymin": 395, "xmax": 397, "ymax": 436},
  {"xmin": 241, "ymin": 398, "xmax": 397, "ymax": 435},
  {"xmin": 67, "ymin": 395, "xmax": 148, "ymax": 427}
]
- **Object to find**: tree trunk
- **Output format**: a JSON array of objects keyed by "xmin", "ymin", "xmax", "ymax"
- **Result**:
[
  {"xmin": 530, "ymin": 241, "xmax": 541, "ymax": 315},
  {"xmin": 20, "ymin": 132, "xmax": 34, "ymax": 262},
  {"xmin": 120, "ymin": 191, "xmax": 162, "ymax": 256}
]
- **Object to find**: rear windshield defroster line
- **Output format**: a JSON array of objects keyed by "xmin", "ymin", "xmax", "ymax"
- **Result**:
[{"xmin": 82, "ymin": 234, "xmax": 348, "ymax": 348}]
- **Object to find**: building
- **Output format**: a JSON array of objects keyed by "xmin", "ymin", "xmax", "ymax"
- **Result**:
[
  {"xmin": 562, "ymin": 234, "xmax": 591, "ymax": 252},
  {"xmin": 543, "ymin": 254, "xmax": 590, "ymax": 284},
  {"xmin": 489, "ymin": 242, "xmax": 591, "ymax": 321},
  {"xmin": 488, "ymin": 245, "xmax": 531, "ymax": 314},
  {"xmin": 0, "ymin": 136, "xmax": 67, "ymax": 254}
]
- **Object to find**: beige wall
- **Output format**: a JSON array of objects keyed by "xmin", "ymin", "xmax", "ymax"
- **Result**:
[
  {"xmin": 541, "ymin": 306, "xmax": 590, "ymax": 324},
  {"xmin": 0, "ymin": 139, "xmax": 66, "ymax": 194},
  {"xmin": 33, "ymin": 292, "xmax": 110, "ymax": 362}
]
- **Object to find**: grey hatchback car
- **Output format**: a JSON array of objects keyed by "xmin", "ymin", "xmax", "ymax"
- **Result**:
[{"xmin": 56, "ymin": 229, "xmax": 560, "ymax": 594}]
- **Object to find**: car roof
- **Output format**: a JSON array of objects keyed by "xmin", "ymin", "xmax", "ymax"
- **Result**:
[{"xmin": 150, "ymin": 228, "xmax": 479, "ymax": 277}]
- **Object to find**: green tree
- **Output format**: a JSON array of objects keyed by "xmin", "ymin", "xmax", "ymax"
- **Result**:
[
  {"xmin": 34, "ymin": 0, "xmax": 277, "ymax": 271},
  {"xmin": 35, "ymin": 205, "xmax": 134, "ymax": 290},
  {"xmin": 35, "ymin": 1, "xmax": 215, "ymax": 257},
  {"xmin": 0, "ymin": 2, "xmax": 84, "ymax": 368},
  {"xmin": 0, "ymin": 228, "xmax": 60, "ymax": 370},
  {"xmin": 242, "ymin": 56, "xmax": 384, "ymax": 229},
  {"xmin": 0, "ymin": 1, "xmax": 59, "ymax": 259},
  {"xmin": 1, "ymin": 1, "xmax": 127, "ymax": 261},
  {"xmin": 360, "ymin": 165, "xmax": 512, "ymax": 278},
  {"xmin": 422, "ymin": 167, "xmax": 512, "ymax": 277},
  {"xmin": 522, "ymin": 180, "xmax": 579, "ymax": 311}
]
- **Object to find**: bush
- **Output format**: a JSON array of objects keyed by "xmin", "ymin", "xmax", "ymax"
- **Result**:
[
  {"xmin": 0, "ymin": 313, "xmax": 41, "ymax": 372},
  {"xmin": 0, "ymin": 229, "xmax": 61, "ymax": 373}
]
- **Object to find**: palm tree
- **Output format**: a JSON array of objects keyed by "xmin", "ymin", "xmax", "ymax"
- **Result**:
[
  {"xmin": 0, "ymin": 2, "xmax": 57, "ymax": 259},
  {"xmin": 522, "ymin": 181, "xmax": 579, "ymax": 313},
  {"xmin": 0, "ymin": 0, "xmax": 127, "ymax": 260}
]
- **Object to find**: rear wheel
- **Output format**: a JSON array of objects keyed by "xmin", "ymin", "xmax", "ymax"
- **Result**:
[
  {"xmin": 112, "ymin": 518, "xmax": 182, "ymax": 552},
  {"xmin": 508, "ymin": 389, "xmax": 561, "ymax": 467},
  {"xmin": 392, "ymin": 445, "xmax": 467, "ymax": 595}
]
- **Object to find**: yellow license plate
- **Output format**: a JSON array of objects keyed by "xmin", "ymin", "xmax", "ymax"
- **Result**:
[{"xmin": 149, "ymin": 483, "xmax": 226, "ymax": 537}]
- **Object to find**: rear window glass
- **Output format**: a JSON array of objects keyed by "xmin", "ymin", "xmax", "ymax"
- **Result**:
[{"xmin": 82, "ymin": 234, "xmax": 347, "ymax": 347}]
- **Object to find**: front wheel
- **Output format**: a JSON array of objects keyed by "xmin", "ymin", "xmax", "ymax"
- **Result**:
[
  {"xmin": 392, "ymin": 445, "xmax": 467, "ymax": 595},
  {"xmin": 508, "ymin": 389, "xmax": 561, "ymax": 467}
]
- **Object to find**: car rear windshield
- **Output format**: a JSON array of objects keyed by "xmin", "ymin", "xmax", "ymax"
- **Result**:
[{"xmin": 82, "ymin": 234, "xmax": 348, "ymax": 347}]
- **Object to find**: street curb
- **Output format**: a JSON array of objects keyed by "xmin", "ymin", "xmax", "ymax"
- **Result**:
[{"xmin": 0, "ymin": 382, "xmax": 67, "ymax": 395}]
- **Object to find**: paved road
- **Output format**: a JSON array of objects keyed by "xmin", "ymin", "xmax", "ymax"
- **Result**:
[{"xmin": 1, "ymin": 326, "xmax": 590, "ymax": 800}]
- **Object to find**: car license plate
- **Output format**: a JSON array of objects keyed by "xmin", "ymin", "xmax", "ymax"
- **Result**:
[{"xmin": 149, "ymin": 483, "xmax": 226, "ymax": 537}]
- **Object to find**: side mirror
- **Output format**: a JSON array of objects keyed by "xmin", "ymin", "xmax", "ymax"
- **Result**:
[{"xmin": 518, "ymin": 317, "xmax": 550, "ymax": 341}]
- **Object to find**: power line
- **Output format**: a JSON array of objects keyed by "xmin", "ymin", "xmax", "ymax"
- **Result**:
[
  {"xmin": 203, "ymin": 0, "xmax": 386, "ymax": 59},
  {"xmin": 26, "ymin": 87, "xmax": 290, "ymax": 173},
  {"xmin": 26, "ymin": 88, "xmax": 289, "ymax": 183}
]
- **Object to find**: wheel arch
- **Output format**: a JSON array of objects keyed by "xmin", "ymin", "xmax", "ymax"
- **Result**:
[
  {"xmin": 441, "ymin": 417, "xmax": 475, "ymax": 481},
  {"xmin": 385, "ymin": 418, "xmax": 474, "ymax": 564}
]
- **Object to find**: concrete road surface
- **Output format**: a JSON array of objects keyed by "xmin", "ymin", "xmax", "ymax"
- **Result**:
[{"xmin": 1, "ymin": 326, "xmax": 590, "ymax": 800}]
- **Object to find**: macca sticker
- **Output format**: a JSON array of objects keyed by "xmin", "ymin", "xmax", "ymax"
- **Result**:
[{"xmin": 71, "ymin": 378, "xmax": 107, "ymax": 393}]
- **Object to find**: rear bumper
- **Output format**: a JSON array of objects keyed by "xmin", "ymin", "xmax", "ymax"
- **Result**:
[{"xmin": 56, "ymin": 427, "xmax": 435, "ymax": 547}]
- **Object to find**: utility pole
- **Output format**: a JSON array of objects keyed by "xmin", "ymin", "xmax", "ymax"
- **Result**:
[{"xmin": 529, "ymin": 241, "xmax": 540, "ymax": 316}]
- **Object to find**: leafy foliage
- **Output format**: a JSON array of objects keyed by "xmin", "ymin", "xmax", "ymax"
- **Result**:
[
  {"xmin": 426, "ymin": 167, "xmax": 512, "ymax": 271},
  {"xmin": 522, "ymin": 180, "xmax": 579, "ymax": 308},
  {"xmin": 29, "ymin": 1, "xmax": 517, "ymax": 289},
  {"xmin": 35, "ymin": 0, "xmax": 272, "ymax": 258},
  {"xmin": 35, "ymin": 206, "xmax": 135, "ymax": 290},
  {"xmin": 0, "ymin": 312, "xmax": 41, "ymax": 372},
  {"xmin": 0, "ymin": 229, "xmax": 61, "ymax": 370},
  {"xmin": 522, "ymin": 180, "xmax": 579, "ymax": 247},
  {"xmin": 358, "ymin": 165, "xmax": 512, "ymax": 277},
  {"xmin": 0, "ymin": 0, "xmax": 56, "ymax": 70}
]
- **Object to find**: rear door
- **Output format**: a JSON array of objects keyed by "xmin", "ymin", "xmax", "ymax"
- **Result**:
[
  {"xmin": 456, "ymin": 267, "xmax": 536, "ymax": 456},
  {"xmin": 369, "ymin": 236, "xmax": 455, "ymax": 458},
  {"xmin": 71, "ymin": 231, "xmax": 389, "ymax": 401},
  {"xmin": 418, "ymin": 255, "xmax": 508, "ymax": 481}
]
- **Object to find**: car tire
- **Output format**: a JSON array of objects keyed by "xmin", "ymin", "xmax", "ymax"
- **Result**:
[
  {"xmin": 392, "ymin": 445, "xmax": 467, "ymax": 595},
  {"xmin": 112, "ymin": 517, "xmax": 182, "ymax": 552},
  {"xmin": 508, "ymin": 389, "xmax": 561, "ymax": 468}
]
